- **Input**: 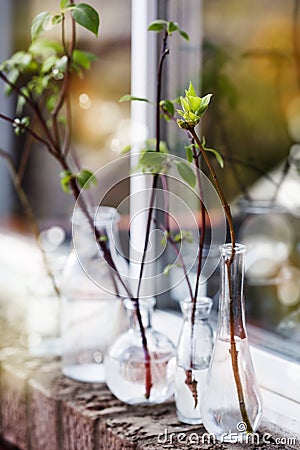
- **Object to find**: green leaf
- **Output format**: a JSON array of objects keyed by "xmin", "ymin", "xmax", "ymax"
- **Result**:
[
  {"xmin": 176, "ymin": 161, "xmax": 196, "ymax": 188},
  {"xmin": 29, "ymin": 39, "xmax": 63, "ymax": 57},
  {"xmin": 160, "ymin": 231, "xmax": 169, "ymax": 247},
  {"xmin": 188, "ymin": 95, "xmax": 202, "ymax": 112},
  {"xmin": 11, "ymin": 51, "xmax": 32, "ymax": 68},
  {"xmin": 71, "ymin": 3, "xmax": 100, "ymax": 37},
  {"xmin": 5, "ymin": 68, "xmax": 19, "ymax": 95},
  {"xmin": 72, "ymin": 49, "xmax": 97, "ymax": 70},
  {"xmin": 46, "ymin": 94, "xmax": 58, "ymax": 112},
  {"xmin": 179, "ymin": 29, "xmax": 190, "ymax": 41},
  {"xmin": 60, "ymin": 0, "xmax": 69, "ymax": 8},
  {"xmin": 16, "ymin": 88, "xmax": 30, "ymax": 114},
  {"xmin": 145, "ymin": 138, "xmax": 169, "ymax": 153},
  {"xmin": 60, "ymin": 170, "xmax": 73, "ymax": 193},
  {"xmin": 139, "ymin": 152, "xmax": 166, "ymax": 171},
  {"xmin": 187, "ymin": 81, "xmax": 197, "ymax": 97},
  {"xmin": 120, "ymin": 145, "xmax": 131, "ymax": 154},
  {"xmin": 148, "ymin": 19, "xmax": 167, "ymax": 32},
  {"xmin": 180, "ymin": 96, "xmax": 190, "ymax": 113},
  {"xmin": 76, "ymin": 169, "xmax": 97, "ymax": 190},
  {"xmin": 196, "ymin": 93, "xmax": 213, "ymax": 116},
  {"xmin": 168, "ymin": 21, "xmax": 178, "ymax": 33},
  {"xmin": 160, "ymin": 99, "xmax": 174, "ymax": 119},
  {"xmin": 119, "ymin": 94, "xmax": 150, "ymax": 103},
  {"xmin": 41, "ymin": 56, "xmax": 59, "ymax": 73},
  {"xmin": 204, "ymin": 146, "xmax": 224, "ymax": 168},
  {"xmin": 163, "ymin": 263, "xmax": 176, "ymax": 277},
  {"xmin": 185, "ymin": 145, "xmax": 194, "ymax": 163},
  {"xmin": 52, "ymin": 13, "xmax": 63, "ymax": 25},
  {"xmin": 173, "ymin": 230, "xmax": 193, "ymax": 244},
  {"xmin": 55, "ymin": 55, "xmax": 68, "ymax": 72},
  {"xmin": 31, "ymin": 11, "xmax": 51, "ymax": 40}
]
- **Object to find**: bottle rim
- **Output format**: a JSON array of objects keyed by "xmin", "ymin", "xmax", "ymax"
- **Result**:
[
  {"xmin": 123, "ymin": 297, "xmax": 156, "ymax": 310},
  {"xmin": 220, "ymin": 243, "xmax": 246, "ymax": 256},
  {"xmin": 71, "ymin": 206, "xmax": 120, "ymax": 226},
  {"xmin": 181, "ymin": 296, "xmax": 213, "ymax": 313}
]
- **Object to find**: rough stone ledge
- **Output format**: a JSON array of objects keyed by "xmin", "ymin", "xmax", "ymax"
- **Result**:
[{"xmin": 0, "ymin": 323, "xmax": 299, "ymax": 450}]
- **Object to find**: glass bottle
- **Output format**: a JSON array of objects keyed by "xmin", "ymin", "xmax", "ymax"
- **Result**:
[
  {"xmin": 104, "ymin": 297, "xmax": 176, "ymax": 405},
  {"xmin": 175, "ymin": 297, "xmax": 214, "ymax": 425},
  {"xmin": 61, "ymin": 206, "xmax": 128, "ymax": 383},
  {"xmin": 201, "ymin": 244, "xmax": 263, "ymax": 442},
  {"xmin": 25, "ymin": 226, "xmax": 67, "ymax": 356}
]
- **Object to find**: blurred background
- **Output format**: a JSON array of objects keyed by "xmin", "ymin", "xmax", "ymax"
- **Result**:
[{"xmin": 0, "ymin": 0, "xmax": 299, "ymax": 364}]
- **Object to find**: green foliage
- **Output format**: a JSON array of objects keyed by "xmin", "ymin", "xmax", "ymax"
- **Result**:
[
  {"xmin": 160, "ymin": 99, "xmax": 175, "ymax": 121},
  {"xmin": 60, "ymin": 170, "xmax": 73, "ymax": 193},
  {"xmin": 60, "ymin": 0, "xmax": 69, "ymax": 8},
  {"xmin": 148, "ymin": 20, "xmax": 189, "ymax": 41},
  {"xmin": 160, "ymin": 231, "xmax": 169, "ymax": 247},
  {"xmin": 31, "ymin": 12, "xmax": 51, "ymax": 40},
  {"xmin": 71, "ymin": 3, "xmax": 100, "ymax": 37},
  {"xmin": 120, "ymin": 145, "xmax": 131, "ymax": 154},
  {"xmin": 185, "ymin": 145, "xmax": 194, "ymax": 163},
  {"xmin": 1, "ymin": 5, "xmax": 98, "ymax": 117},
  {"xmin": 72, "ymin": 49, "xmax": 97, "ymax": 71},
  {"xmin": 163, "ymin": 263, "xmax": 176, "ymax": 276},
  {"xmin": 29, "ymin": 40, "xmax": 64, "ymax": 57},
  {"xmin": 60, "ymin": 168, "xmax": 97, "ymax": 193},
  {"xmin": 173, "ymin": 230, "xmax": 193, "ymax": 244},
  {"xmin": 185, "ymin": 139, "xmax": 224, "ymax": 169},
  {"xmin": 177, "ymin": 82, "xmax": 212, "ymax": 129},
  {"xmin": 119, "ymin": 94, "xmax": 150, "ymax": 103},
  {"xmin": 147, "ymin": 19, "xmax": 167, "ymax": 32},
  {"xmin": 76, "ymin": 169, "xmax": 97, "ymax": 190},
  {"xmin": 201, "ymin": 137, "xmax": 224, "ymax": 168},
  {"xmin": 176, "ymin": 160, "xmax": 196, "ymax": 188},
  {"xmin": 163, "ymin": 262, "xmax": 183, "ymax": 276},
  {"xmin": 134, "ymin": 139, "xmax": 171, "ymax": 175}
]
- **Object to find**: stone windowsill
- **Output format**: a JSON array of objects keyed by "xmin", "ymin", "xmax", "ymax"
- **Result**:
[{"xmin": 0, "ymin": 319, "xmax": 299, "ymax": 450}]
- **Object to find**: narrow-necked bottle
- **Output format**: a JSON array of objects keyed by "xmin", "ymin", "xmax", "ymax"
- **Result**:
[{"xmin": 201, "ymin": 244, "xmax": 263, "ymax": 442}]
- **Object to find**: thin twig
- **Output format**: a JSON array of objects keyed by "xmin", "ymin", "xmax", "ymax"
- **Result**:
[
  {"xmin": 0, "ymin": 112, "xmax": 56, "ymax": 156},
  {"xmin": 189, "ymin": 126, "xmax": 253, "ymax": 432}
]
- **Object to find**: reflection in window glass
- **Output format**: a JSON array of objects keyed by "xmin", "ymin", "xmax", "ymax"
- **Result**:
[{"xmin": 160, "ymin": 0, "xmax": 300, "ymax": 363}]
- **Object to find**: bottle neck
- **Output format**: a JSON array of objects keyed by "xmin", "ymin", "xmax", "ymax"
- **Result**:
[
  {"xmin": 217, "ymin": 244, "xmax": 247, "ymax": 340},
  {"xmin": 125, "ymin": 298, "xmax": 155, "ymax": 332},
  {"xmin": 181, "ymin": 297, "xmax": 213, "ymax": 323},
  {"xmin": 71, "ymin": 206, "xmax": 128, "ymax": 274}
]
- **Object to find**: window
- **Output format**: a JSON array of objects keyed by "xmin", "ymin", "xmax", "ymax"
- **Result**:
[{"xmin": 130, "ymin": 3, "xmax": 300, "ymax": 423}]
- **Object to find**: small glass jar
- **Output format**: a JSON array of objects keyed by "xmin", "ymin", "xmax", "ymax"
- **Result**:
[
  {"xmin": 61, "ymin": 206, "xmax": 128, "ymax": 383},
  {"xmin": 105, "ymin": 297, "xmax": 176, "ymax": 405},
  {"xmin": 175, "ymin": 297, "xmax": 214, "ymax": 425}
]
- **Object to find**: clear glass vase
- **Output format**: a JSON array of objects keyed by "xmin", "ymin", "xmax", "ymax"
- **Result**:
[
  {"xmin": 175, "ymin": 296, "xmax": 214, "ymax": 425},
  {"xmin": 104, "ymin": 297, "xmax": 176, "ymax": 405},
  {"xmin": 201, "ymin": 244, "xmax": 263, "ymax": 442},
  {"xmin": 61, "ymin": 206, "xmax": 128, "ymax": 383}
]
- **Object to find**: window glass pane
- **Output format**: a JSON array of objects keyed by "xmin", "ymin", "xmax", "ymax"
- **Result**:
[
  {"xmin": 160, "ymin": 0, "xmax": 300, "ymax": 364},
  {"xmin": 0, "ymin": 0, "xmax": 131, "ymax": 224}
]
